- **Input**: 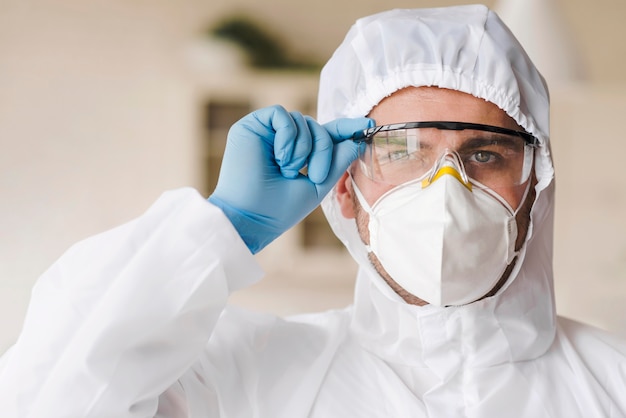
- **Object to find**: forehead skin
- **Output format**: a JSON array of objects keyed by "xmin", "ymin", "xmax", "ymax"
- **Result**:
[{"xmin": 368, "ymin": 86, "xmax": 522, "ymax": 131}]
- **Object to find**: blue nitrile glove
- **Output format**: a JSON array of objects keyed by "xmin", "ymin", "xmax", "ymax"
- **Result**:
[{"xmin": 208, "ymin": 105, "xmax": 373, "ymax": 254}]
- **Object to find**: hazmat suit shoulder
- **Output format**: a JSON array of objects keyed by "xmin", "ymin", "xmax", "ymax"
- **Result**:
[{"xmin": 0, "ymin": 187, "xmax": 266, "ymax": 417}]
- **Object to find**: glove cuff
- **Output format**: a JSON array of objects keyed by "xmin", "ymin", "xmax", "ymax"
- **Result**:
[{"xmin": 208, "ymin": 195, "xmax": 278, "ymax": 254}]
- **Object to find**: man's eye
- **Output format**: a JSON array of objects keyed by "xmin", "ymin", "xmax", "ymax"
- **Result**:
[
  {"xmin": 472, "ymin": 151, "xmax": 494, "ymax": 163},
  {"xmin": 388, "ymin": 150, "xmax": 408, "ymax": 161}
]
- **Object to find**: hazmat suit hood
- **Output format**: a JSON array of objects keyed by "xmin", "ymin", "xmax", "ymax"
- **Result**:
[{"xmin": 320, "ymin": 5, "xmax": 557, "ymax": 362}]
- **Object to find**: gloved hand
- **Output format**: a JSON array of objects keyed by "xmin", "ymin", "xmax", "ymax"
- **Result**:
[{"xmin": 208, "ymin": 105, "xmax": 373, "ymax": 254}]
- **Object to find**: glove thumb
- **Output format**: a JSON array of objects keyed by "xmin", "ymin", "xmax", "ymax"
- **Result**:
[{"xmin": 315, "ymin": 117, "xmax": 373, "ymax": 195}]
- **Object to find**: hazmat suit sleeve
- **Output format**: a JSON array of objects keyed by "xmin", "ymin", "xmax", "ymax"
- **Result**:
[{"xmin": 0, "ymin": 187, "xmax": 264, "ymax": 417}]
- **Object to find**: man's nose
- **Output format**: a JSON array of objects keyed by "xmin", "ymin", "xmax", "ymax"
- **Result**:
[{"xmin": 421, "ymin": 150, "xmax": 472, "ymax": 191}]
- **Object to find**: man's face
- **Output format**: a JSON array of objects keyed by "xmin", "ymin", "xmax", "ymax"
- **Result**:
[{"xmin": 336, "ymin": 86, "xmax": 536, "ymax": 305}]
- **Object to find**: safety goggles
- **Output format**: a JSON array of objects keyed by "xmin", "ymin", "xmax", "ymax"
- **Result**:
[{"xmin": 352, "ymin": 121, "xmax": 539, "ymax": 191}]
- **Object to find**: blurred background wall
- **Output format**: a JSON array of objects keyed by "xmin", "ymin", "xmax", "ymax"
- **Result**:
[{"xmin": 1, "ymin": 0, "xmax": 625, "ymax": 353}]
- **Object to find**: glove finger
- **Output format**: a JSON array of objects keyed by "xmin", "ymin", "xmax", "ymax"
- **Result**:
[
  {"xmin": 276, "ymin": 112, "xmax": 312, "ymax": 178},
  {"xmin": 304, "ymin": 116, "xmax": 333, "ymax": 184},
  {"xmin": 251, "ymin": 104, "xmax": 299, "ymax": 164},
  {"xmin": 241, "ymin": 105, "xmax": 297, "ymax": 145},
  {"xmin": 315, "ymin": 139, "xmax": 362, "ymax": 197},
  {"xmin": 323, "ymin": 117, "xmax": 374, "ymax": 143},
  {"xmin": 309, "ymin": 116, "xmax": 373, "ymax": 194}
]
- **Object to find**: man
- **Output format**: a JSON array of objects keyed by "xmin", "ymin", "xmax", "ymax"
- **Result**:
[{"xmin": 1, "ymin": 5, "xmax": 625, "ymax": 417}]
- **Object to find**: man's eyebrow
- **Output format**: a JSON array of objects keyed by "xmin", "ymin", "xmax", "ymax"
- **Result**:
[{"xmin": 457, "ymin": 135, "xmax": 522, "ymax": 149}]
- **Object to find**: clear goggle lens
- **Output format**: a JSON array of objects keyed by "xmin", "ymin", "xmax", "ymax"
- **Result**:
[{"xmin": 352, "ymin": 122, "xmax": 539, "ymax": 191}]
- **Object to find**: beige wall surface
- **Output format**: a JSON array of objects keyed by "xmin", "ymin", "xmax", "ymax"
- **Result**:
[
  {"xmin": 182, "ymin": 0, "xmax": 626, "ymax": 83},
  {"xmin": 551, "ymin": 85, "xmax": 626, "ymax": 334},
  {"xmin": 1, "ymin": 0, "xmax": 625, "ymax": 353}
]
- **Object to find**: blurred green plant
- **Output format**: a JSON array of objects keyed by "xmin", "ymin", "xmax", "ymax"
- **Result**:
[{"xmin": 208, "ymin": 14, "xmax": 320, "ymax": 71}]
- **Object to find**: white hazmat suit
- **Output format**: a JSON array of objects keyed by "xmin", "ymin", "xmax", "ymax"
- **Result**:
[{"xmin": 1, "ymin": 5, "xmax": 625, "ymax": 417}]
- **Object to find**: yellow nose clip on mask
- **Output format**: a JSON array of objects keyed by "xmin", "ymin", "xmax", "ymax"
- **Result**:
[{"xmin": 421, "ymin": 151, "xmax": 473, "ymax": 191}]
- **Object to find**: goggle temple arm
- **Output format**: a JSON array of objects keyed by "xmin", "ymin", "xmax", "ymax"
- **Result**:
[{"xmin": 520, "ymin": 145, "xmax": 535, "ymax": 184}]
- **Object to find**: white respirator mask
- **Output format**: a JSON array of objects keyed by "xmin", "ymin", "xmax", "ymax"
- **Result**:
[{"xmin": 352, "ymin": 151, "xmax": 527, "ymax": 306}]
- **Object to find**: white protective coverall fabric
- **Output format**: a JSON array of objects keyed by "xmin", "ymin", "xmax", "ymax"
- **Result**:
[{"xmin": 1, "ymin": 5, "xmax": 625, "ymax": 418}]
